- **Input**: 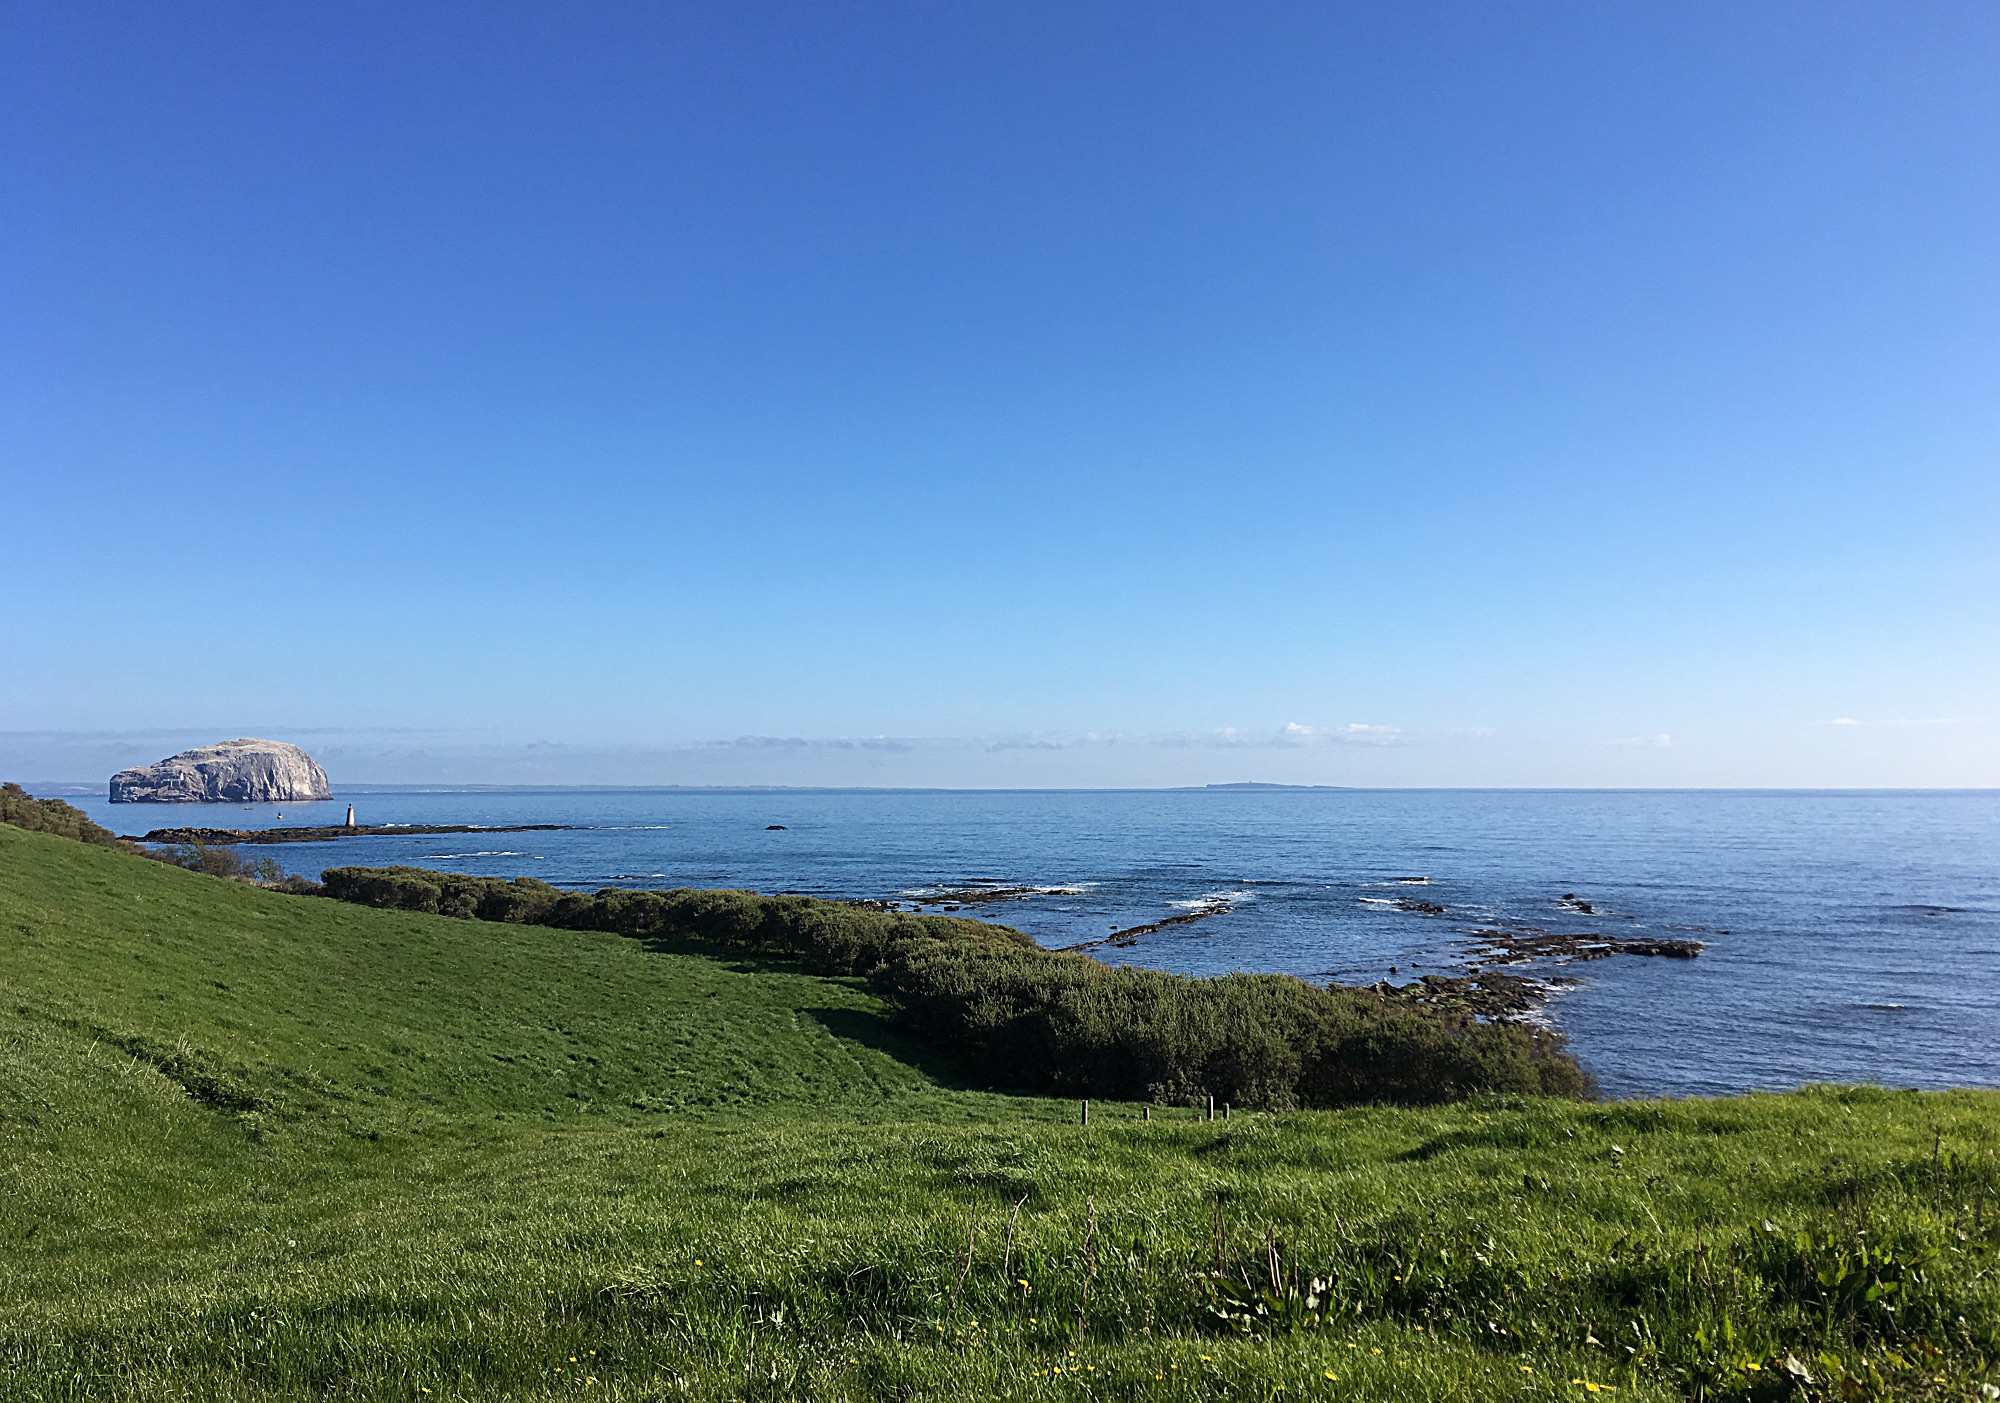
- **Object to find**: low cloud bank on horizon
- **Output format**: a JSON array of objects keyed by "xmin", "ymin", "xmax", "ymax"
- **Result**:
[{"xmin": 3, "ymin": 718, "xmax": 1987, "ymax": 792}]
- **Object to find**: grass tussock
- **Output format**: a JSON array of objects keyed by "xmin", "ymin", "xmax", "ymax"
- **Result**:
[{"xmin": 0, "ymin": 820, "xmax": 1996, "ymax": 1401}]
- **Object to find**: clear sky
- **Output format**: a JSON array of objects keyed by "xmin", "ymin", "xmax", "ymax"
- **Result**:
[{"xmin": 4, "ymin": 1, "xmax": 1996, "ymax": 788}]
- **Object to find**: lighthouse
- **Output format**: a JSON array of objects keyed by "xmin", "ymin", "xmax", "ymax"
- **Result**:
[{"xmin": 346, "ymin": 805, "xmax": 356, "ymax": 828}]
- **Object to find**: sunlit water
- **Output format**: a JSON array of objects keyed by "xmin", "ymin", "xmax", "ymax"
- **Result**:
[{"xmin": 73, "ymin": 787, "xmax": 2000, "ymax": 1099}]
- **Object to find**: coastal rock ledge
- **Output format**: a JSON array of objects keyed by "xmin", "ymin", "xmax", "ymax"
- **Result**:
[{"xmin": 110, "ymin": 738, "xmax": 333, "ymax": 804}]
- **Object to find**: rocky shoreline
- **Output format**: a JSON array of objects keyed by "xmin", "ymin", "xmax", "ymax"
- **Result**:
[
  {"xmin": 851, "ymin": 878, "xmax": 1711, "ymax": 1026},
  {"xmin": 129, "ymin": 823, "xmax": 574, "ymax": 845},
  {"xmin": 1367, "ymin": 971, "xmax": 1564, "ymax": 1020},
  {"xmin": 1460, "ymin": 927, "xmax": 1706, "ymax": 966},
  {"xmin": 1058, "ymin": 899, "xmax": 1233, "ymax": 952}
]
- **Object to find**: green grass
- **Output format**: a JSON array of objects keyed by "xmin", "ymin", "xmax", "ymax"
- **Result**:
[{"xmin": 2, "ymin": 823, "xmax": 1996, "ymax": 1401}]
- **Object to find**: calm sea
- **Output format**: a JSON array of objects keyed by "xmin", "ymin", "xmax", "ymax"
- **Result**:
[{"xmin": 72, "ymin": 787, "xmax": 2000, "ymax": 1100}]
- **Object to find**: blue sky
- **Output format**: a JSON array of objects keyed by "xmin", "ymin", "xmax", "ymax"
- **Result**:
[{"xmin": 4, "ymin": 1, "xmax": 1996, "ymax": 787}]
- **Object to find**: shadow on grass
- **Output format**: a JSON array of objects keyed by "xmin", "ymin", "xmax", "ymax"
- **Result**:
[
  {"xmin": 611, "ymin": 927, "xmax": 1012, "ymax": 1098},
  {"xmin": 616, "ymin": 929, "xmax": 810, "ymax": 970},
  {"xmin": 804, "ymin": 1006, "xmax": 984, "ymax": 1091}
]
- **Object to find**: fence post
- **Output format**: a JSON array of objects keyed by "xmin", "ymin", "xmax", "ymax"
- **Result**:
[{"xmin": 1081, "ymin": 1098, "xmax": 1089, "ymax": 1127}]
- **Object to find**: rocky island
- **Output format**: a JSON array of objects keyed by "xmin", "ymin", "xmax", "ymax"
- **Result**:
[{"xmin": 109, "ymin": 738, "xmax": 333, "ymax": 804}]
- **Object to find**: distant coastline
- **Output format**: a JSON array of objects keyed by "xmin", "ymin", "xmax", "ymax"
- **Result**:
[{"xmin": 1193, "ymin": 781, "xmax": 1351, "ymax": 790}]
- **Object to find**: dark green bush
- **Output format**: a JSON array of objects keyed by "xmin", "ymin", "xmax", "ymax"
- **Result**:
[
  {"xmin": 317, "ymin": 867, "xmax": 1028, "ymax": 971},
  {"xmin": 0, "ymin": 782, "xmax": 125, "ymax": 848},
  {"xmin": 317, "ymin": 863, "xmax": 1595, "ymax": 1109},
  {"xmin": 147, "ymin": 840, "xmax": 293, "ymax": 885},
  {"xmin": 874, "ymin": 941, "xmax": 1593, "ymax": 1108},
  {"xmin": 165, "ymin": 839, "xmax": 253, "ymax": 878}
]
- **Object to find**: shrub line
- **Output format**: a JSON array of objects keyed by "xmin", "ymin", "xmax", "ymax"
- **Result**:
[{"xmin": 312, "ymin": 863, "xmax": 1598, "ymax": 1110}]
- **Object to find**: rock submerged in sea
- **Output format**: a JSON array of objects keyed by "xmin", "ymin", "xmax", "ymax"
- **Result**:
[{"xmin": 109, "ymin": 739, "xmax": 333, "ymax": 804}]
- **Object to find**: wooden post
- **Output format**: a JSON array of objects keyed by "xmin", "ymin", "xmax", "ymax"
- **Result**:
[
  {"xmin": 1080, "ymin": 1099, "xmax": 1089, "ymax": 1126},
  {"xmin": 1223, "ymin": 1103, "xmax": 1230, "ymax": 1120},
  {"xmin": 1143, "ymin": 1105, "xmax": 1151, "ymax": 1122},
  {"xmin": 1206, "ymin": 1095, "xmax": 1214, "ymax": 1122}
]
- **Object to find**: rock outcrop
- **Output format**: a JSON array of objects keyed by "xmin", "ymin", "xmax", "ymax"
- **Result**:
[{"xmin": 109, "ymin": 739, "xmax": 333, "ymax": 804}]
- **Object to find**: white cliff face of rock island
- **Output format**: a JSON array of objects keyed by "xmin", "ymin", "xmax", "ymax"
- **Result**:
[{"xmin": 108, "ymin": 739, "xmax": 333, "ymax": 804}]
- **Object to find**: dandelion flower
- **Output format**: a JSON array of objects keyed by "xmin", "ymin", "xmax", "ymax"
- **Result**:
[{"xmin": 1324, "ymin": 1373, "xmax": 1337, "ymax": 1381}]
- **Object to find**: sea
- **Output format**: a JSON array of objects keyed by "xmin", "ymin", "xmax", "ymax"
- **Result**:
[{"xmin": 67, "ymin": 786, "xmax": 2000, "ymax": 1101}]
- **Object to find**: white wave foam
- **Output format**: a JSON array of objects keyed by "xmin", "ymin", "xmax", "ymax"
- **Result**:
[
  {"xmin": 897, "ymin": 882, "xmax": 1095, "ymax": 899},
  {"xmin": 1171, "ymin": 888, "xmax": 1250, "ymax": 911}
]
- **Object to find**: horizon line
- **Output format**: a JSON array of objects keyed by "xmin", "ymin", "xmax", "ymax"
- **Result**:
[{"xmin": 25, "ymin": 780, "xmax": 2000, "ymax": 797}]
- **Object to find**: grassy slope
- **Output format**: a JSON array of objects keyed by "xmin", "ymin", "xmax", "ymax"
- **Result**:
[
  {"xmin": 1, "ymin": 824, "xmax": 1996, "ymax": 1402},
  {"xmin": 0, "ymin": 820, "xmax": 988, "ymax": 1118}
]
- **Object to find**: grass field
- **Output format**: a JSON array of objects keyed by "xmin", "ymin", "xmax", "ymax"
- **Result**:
[{"xmin": 2, "ymin": 822, "xmax": 1996, "ymax": 1401}]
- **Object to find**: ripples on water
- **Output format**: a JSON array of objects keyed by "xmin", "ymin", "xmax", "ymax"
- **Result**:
[{"xmin": 78, "ymin": 787, "xmax": 2000, "ymax": 1099}]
